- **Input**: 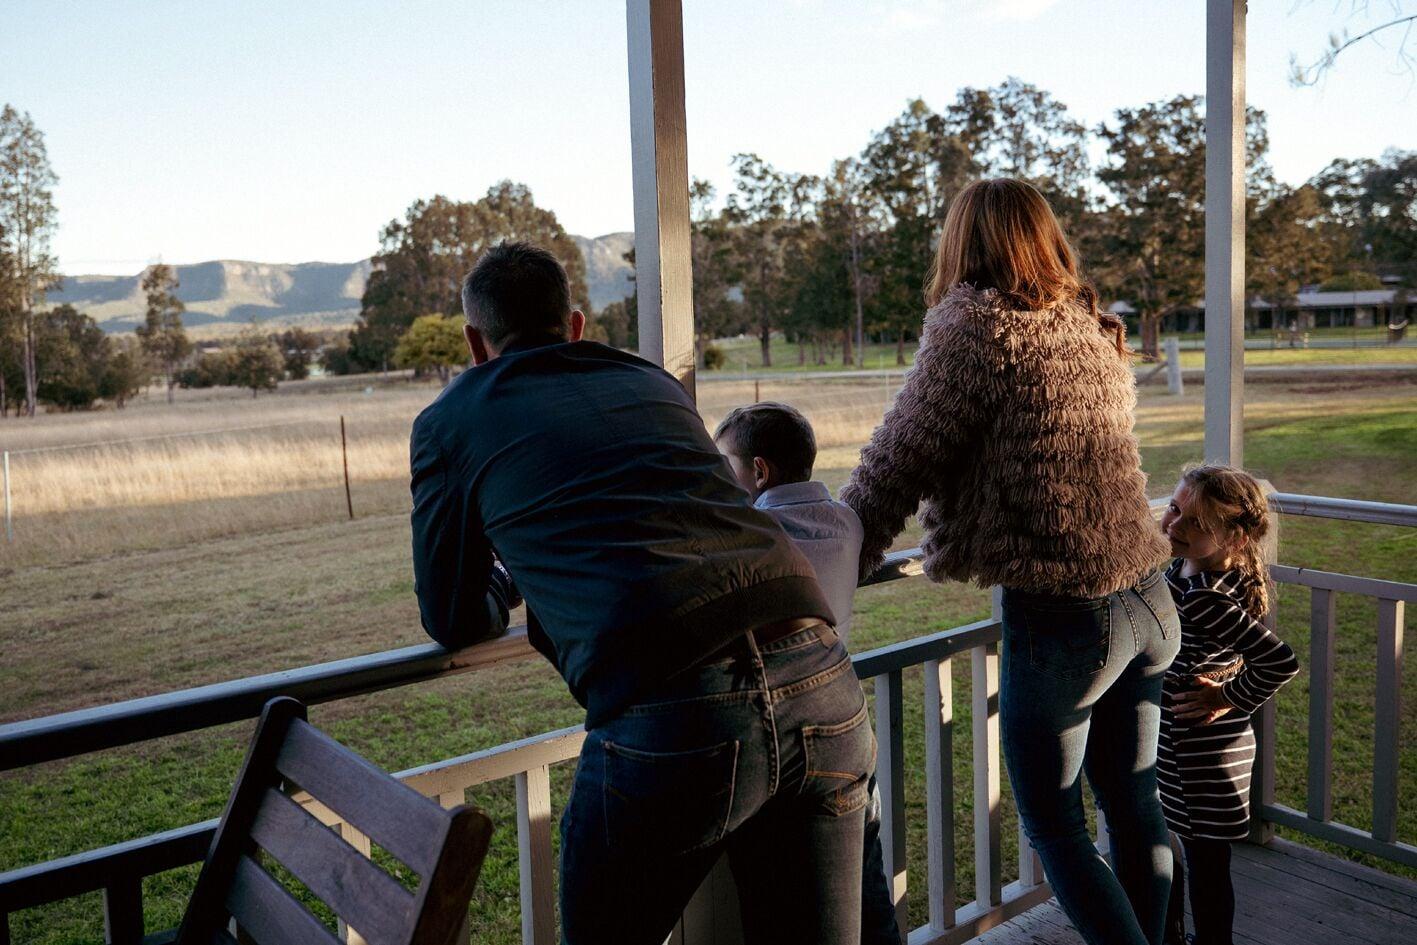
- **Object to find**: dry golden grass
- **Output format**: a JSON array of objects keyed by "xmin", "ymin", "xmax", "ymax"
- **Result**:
[{"xmin": 1, "ymin": 370, "xmax": 1412, "ymax": 570}]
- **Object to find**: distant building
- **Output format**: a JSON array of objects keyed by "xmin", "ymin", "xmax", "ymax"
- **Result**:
[{"xmin": 1108, "ymin": 287, "xmax": 1412, "ymax": 334}]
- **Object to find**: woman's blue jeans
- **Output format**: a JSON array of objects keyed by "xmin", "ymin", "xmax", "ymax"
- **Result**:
[
  {"xmin": 1000, "ymin": 569, "xmax": 1181, "ymax": 945},
  {"xmin": 559, "ymin": 624, "xmax": 877, "ymax": 945}
]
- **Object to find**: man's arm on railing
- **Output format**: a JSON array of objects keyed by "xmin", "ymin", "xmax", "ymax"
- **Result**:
[{"xmin": 410, "ymin": 416, "xmax": 519, "ymax": 648}]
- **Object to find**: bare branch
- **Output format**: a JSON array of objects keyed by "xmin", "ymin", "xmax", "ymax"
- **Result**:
[{"xmin": 1289, "ymin": 8, "xmax": 1417, "ymax": 86}]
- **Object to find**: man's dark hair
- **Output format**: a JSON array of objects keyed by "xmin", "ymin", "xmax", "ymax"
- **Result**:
[
  {"xmin": 713, "ymin": 401, "xmax": 817, "ymax": 483},
  {"xmin": 460, "ymin": 241, "xmax": 572, "ymax": 347}
]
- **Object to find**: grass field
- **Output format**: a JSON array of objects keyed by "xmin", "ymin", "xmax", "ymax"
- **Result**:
[
  {"xmin": 710, "ymin": 332, "xmax": 1417, "ymax": 373},
  {"xmin": 1, "ymin": 368, "xmax": 1414, "ymax": 942}
]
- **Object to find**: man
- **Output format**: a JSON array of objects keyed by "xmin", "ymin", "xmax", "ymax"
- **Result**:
[
  {"xmin": 714, "ymin": 402, "xmax": 901, "ymax": 945},
  {"xmin": 410, "ymin": 242, "xmax": 874, "ymax": 944}
]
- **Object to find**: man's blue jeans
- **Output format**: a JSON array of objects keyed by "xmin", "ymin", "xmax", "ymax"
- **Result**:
[
  {"xmin": 559, "ymin": 624, "xmax": 876, "ymax": 945},
  {"xmin": 1000, "ymin": 569, "xmax": 1181, "ymax": 945}
]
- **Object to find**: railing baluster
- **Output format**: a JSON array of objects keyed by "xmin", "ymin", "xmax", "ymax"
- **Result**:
[
  {"xmin": 1018, "ymin": 825, "xmax": 1044, "ymax": 888},
  {"xmin": 1095, "ymin": 806, "xmax": 1110, "ymax": 858},
  {"xmin": 516, "ymin": 764, "xmax": 556, "ymax": 945},
  {"xmin": 439, "ymin": 791, "xmax": 473, "ymax": 945},
  {"xmin": 102, "ymin": 877, "xmax": 143, "ymax": 945},
  {"xmin": 971, "ymin": 642, "xmax": 1002, "ymax": 908},
  {"xmin": 337, "ymin": 823, "xmax": 371, "ymax": 945},
  {"xmin": 1307, "ymin": 587, "xmax": 1336, "ymax": 823},
  {"xmin": 874, "ymin": 669, "xmax": 908, "ymax": 933},
  {"xmin": 1248, "ymin": 605, "xmax": 1279, "ymax": 844},
  {"xmin": 923, "ymin": 657, "xmax": 955, "ymax": 930},
  {"xmin": 1373, "ymin": 599, "xmax": 1405, "ymax": 844}
]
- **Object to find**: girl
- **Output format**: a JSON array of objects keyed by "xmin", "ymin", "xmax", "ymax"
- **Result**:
[
  {"xmin": 843, "ymin": 178, "xmax": 1178, "ymax": 945},
  {"xmin": 1159, "ymin": 465, "xmax": 1301, "ymax": 945}
]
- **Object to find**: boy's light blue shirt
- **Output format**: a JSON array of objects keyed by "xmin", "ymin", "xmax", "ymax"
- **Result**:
[{"xmin": 755, "ymin": 481, "xmax": 865, "ymax": 646}]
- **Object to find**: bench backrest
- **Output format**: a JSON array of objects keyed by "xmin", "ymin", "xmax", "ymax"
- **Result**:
[{"xmin": 177, "ymin": 697, "xmax": 492, "ymax": 945}]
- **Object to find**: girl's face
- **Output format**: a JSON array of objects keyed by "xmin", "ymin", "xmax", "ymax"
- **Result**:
[{"xmin": 1161, "ymin": 482, "xmax": 1232, "ymax": 566}]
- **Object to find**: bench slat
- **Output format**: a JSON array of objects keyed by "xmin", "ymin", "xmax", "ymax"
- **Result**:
[
  {"xmin": 276, "ymin": 719, "xmax": 448, "ymax": 875},
  {"xmin": 249, "ymin": 788, "xmax": 414, "ymax": 945}
]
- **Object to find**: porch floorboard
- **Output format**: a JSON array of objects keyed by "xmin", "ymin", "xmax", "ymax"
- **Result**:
[{"xmin": 971, "ymin": 837, "xmax": 1417, "ymax": 945}]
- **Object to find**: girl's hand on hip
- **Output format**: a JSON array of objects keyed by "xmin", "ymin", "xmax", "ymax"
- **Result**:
[{"xmin": 1170, "ymin": 676, "xmax": 1234, "ymax": 725}]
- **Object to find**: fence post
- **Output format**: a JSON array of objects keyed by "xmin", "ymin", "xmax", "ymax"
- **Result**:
[
  {"xmin": 2, "ymin": 450, "xmax": 10, "ymax": 542},
  {"xmin": 340, "ymin": 416, "xmax": 354, "ymax": 520},
  {"xmin": 1164, "ymin": 337, "xmax": 1184, "ymax": 396}
]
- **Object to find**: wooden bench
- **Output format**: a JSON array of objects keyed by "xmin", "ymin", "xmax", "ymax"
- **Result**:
[{"xmin": 170, "ymin": 696, "xmax": 492, "ymax": 945}]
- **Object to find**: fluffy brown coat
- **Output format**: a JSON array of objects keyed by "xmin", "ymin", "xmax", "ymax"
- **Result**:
[{"xmin": 841, "ymin": 284, "xmax": 1169, "ymax": 598}]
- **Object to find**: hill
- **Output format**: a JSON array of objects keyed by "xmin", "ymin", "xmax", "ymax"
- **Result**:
[{"xmin": 54, "ymin": 232, "xmax": 636, "ymax": 333}]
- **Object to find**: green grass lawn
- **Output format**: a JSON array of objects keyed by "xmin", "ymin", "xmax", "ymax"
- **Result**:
[
  {"xmin": 1, "ymin": 383, "xmax": 1413, "ymax": 941},
  {"xmin": 707, "ymin": 333, "xmax": 1417, "ymax": 374}
]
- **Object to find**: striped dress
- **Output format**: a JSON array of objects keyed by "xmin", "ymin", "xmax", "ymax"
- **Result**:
[{"xmin": 1158, "ymin": 560, "xmax": 1300, "ymax": 840}]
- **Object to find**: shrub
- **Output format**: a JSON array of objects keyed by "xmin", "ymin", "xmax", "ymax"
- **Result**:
[{"xmin": 702, "ymin": 344, "xmax": 727, "ymax": 370}]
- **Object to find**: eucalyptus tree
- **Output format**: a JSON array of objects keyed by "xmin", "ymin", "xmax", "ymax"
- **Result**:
[{"xmin": 0, "ymin": 105, "xmax": 60, "ymax": 417}]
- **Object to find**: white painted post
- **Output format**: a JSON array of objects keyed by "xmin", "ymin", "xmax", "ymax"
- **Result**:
[
  {"xmin": 972, "ymin": 643, "xmax": 1002, "ymax": 908},
  {"xmin": 876, "ymin": 670, "xmax": 909, "ymax": 933},
  {"xmin": 924, "ymin": 658, "xmax": 956, "ymax": 930},
  {"xmin": 3, "ymin": 450, "xmax": 11, "ymax": 542},
  {"xmin": 627, "ymin": 0, "xmax": 696, "ymax": 394},
  {"xmin": 337, "ymin": 824, "xmax": 372, "ymax": 945},
  {"xmin": 1204, "ymin": 0, "xmax": 1246, "ymax": 465},
  {"xmin": 516, "ymin": 765, "xmax": 557, "ymax": 945},
  {"xmin": 1306, "ymin": 588, "xmax": 1336, "ymax": 823},
  {"xmin": 1373, "ymin": 599, "xmax": 1405, "ymax": 844},
  {"xmin": 1164, "ymin": 337, "xmax": 1184, "ymax": 396}
]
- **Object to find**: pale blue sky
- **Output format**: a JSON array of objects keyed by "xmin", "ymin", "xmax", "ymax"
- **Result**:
[{"xmin": 2, "ymin": 0, "xmax": 1413, "ymax": 275}]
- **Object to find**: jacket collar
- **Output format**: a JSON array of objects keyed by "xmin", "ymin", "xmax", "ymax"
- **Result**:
[
  {"xmin": 755, "ymin": 480, "xmax": 833, "ymax": 510},
  {"xmin": 497, "ymin": 333, "xmax": 573, "ymax": 356}
]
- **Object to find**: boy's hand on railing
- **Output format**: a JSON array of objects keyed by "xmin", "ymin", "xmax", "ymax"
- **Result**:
[{"xmin": 1170, "ymin": 676, "xmax": 1235, "ymax": 725}]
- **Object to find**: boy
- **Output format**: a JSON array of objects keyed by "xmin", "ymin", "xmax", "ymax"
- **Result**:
[{"xmin": 714, "ymin": 401, "xmax": 900, "ymax": 945}]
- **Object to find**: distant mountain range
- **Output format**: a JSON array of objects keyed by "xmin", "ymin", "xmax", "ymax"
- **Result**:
[{"xmin": 52, "ymin": 232, "xmax": 636, "ymax": 333}]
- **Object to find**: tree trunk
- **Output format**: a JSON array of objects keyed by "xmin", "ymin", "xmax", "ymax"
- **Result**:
[
  {"xmin": 166, "ymin": 367, "xmax": 176, "ymax": 405},
  {"xmin": 22, "ymin": 317, "xmax": 37, "ymax": 417},
  {"xmin": 1, "ymin": 365, "xmax": 7, "ymax": 416},
  {"xmin": 895, "ymin": 330, "xmax": 906, "ymax": 366},
  {"xmin": 842, "ymin": 328, "xmax": 854, "ymax": 367},
  {"xmin": 1140, "ymin": 314, "xmax": 1160, "ymax": 359},
  {"xmin": 759, "ymin": 323, "xmax": 772, "ymax": 367},
  {"xmin": 797, "ymin": 338, "xmax": 806, "ymax": 366}
]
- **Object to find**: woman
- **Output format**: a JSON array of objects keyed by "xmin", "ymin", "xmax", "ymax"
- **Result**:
[{"xmin": 842, "ymin": 179, "xmax": 1178, "ymax": 945}]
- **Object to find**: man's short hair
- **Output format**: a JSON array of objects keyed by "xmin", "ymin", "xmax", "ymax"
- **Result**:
[
  {"xmin": 713, "ymin": 401, "xmax": 817, "ymax": 483},
  {"xmin": 460, "ymin": 242, "xmax": 572, "ymax": 347}
]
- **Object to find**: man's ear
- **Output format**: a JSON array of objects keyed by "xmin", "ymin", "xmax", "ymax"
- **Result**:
[
  {"xmin": 568, "ymin": 310, "xmax": 586, "ymax": 342},
  {"xmin": 464, "ymin": 324, "xmax": 493, "ymax": 366},
  {"xmin": 752, "ymin": 456, "xmax": 773, "ymax": 491}
]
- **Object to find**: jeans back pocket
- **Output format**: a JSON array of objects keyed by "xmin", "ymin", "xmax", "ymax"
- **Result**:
[
  {"xmin": 801, "ymin": 701, "xmax": 875, "ymax": 816},
  {"xmin": 1023, "ymin": 599, "xmax": 1111, "ymax": 680},
  {"xmin": 602, "ymin": 739, "xmax": 739, "ymax": 854}
]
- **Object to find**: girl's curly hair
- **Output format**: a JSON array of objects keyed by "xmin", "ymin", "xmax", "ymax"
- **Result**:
[{"xmin": 1181, "ymin": 464, "xmax": 1275, "ymax": 617}]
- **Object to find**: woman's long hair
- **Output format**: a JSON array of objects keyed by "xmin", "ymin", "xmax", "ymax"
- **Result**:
[
  {"xmin": 1180, "ymin": 464, "xmax": 1276, "ymax": 618},
  {"xmin": 926, "ymin": 178, "xmax": 1126, "ymax": 355}
]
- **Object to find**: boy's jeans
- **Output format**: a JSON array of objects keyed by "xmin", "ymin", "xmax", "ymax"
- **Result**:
[
  {"xmin": 559, "ymin": 624, "xmax": 876, "ymax": 945},
  {"xmin": 1000, "ymin": 569, "xmax": 1181, "ymax": 945}
]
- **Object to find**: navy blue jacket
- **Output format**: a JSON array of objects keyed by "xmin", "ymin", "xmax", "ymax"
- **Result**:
[{"xmin": 410, "ymin": 338, "xmax": 831, "ymax": 727}]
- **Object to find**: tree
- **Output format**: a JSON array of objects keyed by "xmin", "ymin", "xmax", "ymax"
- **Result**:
[
  {"xmin": 688, "ymin": 180, "xmax": 744, "ymax": 362},
  {"xmin": 35, "ymin": 304, "xmax": 110, "ymax": 410},
  {"xmin": 352, "ymin": 182, "xmax": 591, "ymax": 371},
  {"xmin": 228, "ymin": 330, "xmax": 283, "ymax": 397},
  {"xmin": 861, "ymin": 99, "xmax": 973, "ymax": 363},
  {"xmin": 135, "ymin": 264, "xmax": 190, "ymax": 402},
  {"xmin": 1247, "ymin": 183, "xmax": 1334, "ymax": 327},
  {"xmin": 393, "ymin": 314, "xmax": 467, "ymax": 383},
  {"xmin": 278, "ymin": 327, "xmax": 320, "ymax": 380},
  {"xmin": 723, "ymin": 154, "xmax": 803, "ymax": 367},
  {"xmin": 0, "ymin": 104, "xmax": 61, "ymax": 417},
  {"xmin": 99, "ymin": 336, "xmax": 148, "ymax": 408}
]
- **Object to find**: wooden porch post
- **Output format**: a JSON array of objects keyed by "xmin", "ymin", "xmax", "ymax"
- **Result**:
[
  {"xmin": 627, "ymin": 0, "xmax": 696, "ymax": 396},
  {"xmin": 1204, "ymin": 0, "xmax": 1246, "ymax": 465}
]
